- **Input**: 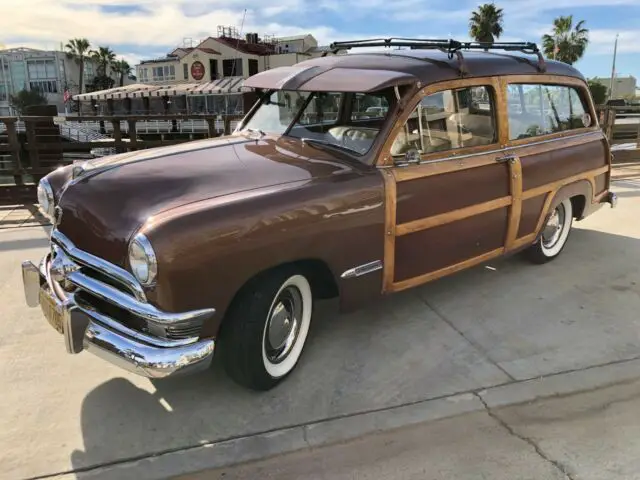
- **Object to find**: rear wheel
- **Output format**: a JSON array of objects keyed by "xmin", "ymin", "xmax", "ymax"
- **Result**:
[
  {"xmin": 219, "ymin": 268, "xmax": 313, "ymax": 391},
  {"xmin": 525, "ymin": 198, "xmax": 573, "ymax": 264}
]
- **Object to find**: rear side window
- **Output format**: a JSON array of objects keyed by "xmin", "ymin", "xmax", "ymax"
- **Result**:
[
  {"xmin": 507, "ymin": 84, "xmax": 591, "ymax": 140},
  {"xmin": 391, "ymin": 85, "xmax": 497, "ymax": 156}
]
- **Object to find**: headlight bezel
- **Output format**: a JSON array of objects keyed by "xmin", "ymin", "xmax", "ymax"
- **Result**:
[
  {"xmin": 37, "ymin": 178, "xmax": 55, "ymax": 220},
  {"xmin": 128, "ymin": 232, "xmax": 158, "ymax": 287}
]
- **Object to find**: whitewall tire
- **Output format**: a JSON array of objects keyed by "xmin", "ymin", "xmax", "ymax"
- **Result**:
[
  {"xmin": 525, "ymin": 198, "xmax": 573, "ymax": 264},
  {"xmin": 220, "ymin": 268, "xmax": 314, "ymax": 390}
]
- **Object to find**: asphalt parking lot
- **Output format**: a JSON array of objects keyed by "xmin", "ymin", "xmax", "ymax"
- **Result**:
[{"xmin": 2, "ymin": 165, "xmax": 640, "ymax": 480}]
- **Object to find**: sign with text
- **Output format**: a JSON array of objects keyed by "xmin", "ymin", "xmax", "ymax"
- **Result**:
[{"xmin": 191, "ymin": 61, "xmax": 205, "ymax": 81}]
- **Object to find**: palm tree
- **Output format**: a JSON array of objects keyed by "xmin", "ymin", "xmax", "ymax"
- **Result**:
[
  {"xmin": 91, "ymin": 46, "xmax": 116, "ymax": 77},
  {"xmin": 111, "ymin": 59, "xmax": 132, "ymax": 86},
  {"xmin": 469, "ymin": 3, "xmax": 504, "ymax": 44},
  {"xmin": 65, "ymin": 38, "xmax": 91, "ymax": 93},
  {"xmin": 542, "ymin": 16, "xmax": 589, "ymax": 65}
]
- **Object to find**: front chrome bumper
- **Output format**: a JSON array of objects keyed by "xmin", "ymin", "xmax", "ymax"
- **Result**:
[{"xmin": 22, "ymin": 251, "xmax": 215, "ymax": 379}]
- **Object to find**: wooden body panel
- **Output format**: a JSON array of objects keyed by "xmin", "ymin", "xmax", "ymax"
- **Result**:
[{"xmin": 378, "ymin": 74, "xmax": 611, "ymax": 294}]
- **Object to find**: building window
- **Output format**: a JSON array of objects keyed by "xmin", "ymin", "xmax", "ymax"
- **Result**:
[
  {"xmin": 248, "ymin": 59, "xmax": 259, "ymax": 76},
  {"xmin": 391, "ymin": 85, "xmax": 496, "ymax": 156},
  {"xmin": 183, "ymin": 63, "xmax": 188, "ymax": 80},
  {"xmin": 29, "ymin": 80, "xmax": 58, "ymax": 93},
  {"xmin": 222, "ymin": 58, "xmax": 243, "ymax": 77},
  {"xmin": 163, "ymin": 65, "xmax": 175, "ymax": 80},
  {"xmin": 84, "ymin": 62, "xmax": 94, "ymax": 76},
  {"xmin": 27, "ymin": 59, "xmax": 57, "ymax": 80},
  {"xmin": 138, "ymin": 67, "xmax": 149, "ymax": 82},
  {"xmin": 0, "ymin": 84, "xmax": 7, "ymax": 101}
]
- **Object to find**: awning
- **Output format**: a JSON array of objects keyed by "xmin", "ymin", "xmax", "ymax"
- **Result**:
[
  {"xmin": 73, "ymin": 78, "xmax": 249, "ymax": 101},
  {"xmin": 243, "ymin": 67, "xmax": 418, "ymax": 92},
  {"xmin": 72, "ymin": 84, "xmax": 154, "ymax": 101},
  {"xmin": 187, "ymin": 77, "xmax": 249, "ymax": 95}
]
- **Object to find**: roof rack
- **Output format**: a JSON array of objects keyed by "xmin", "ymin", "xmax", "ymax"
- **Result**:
[{"xmin": 325, "ymin": 38, "xmax": 546, "ymax": 76}]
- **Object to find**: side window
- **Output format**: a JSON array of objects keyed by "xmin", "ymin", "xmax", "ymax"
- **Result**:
[
  {"xmin": 508, "ymin": 84, "xmax": 591, "ymax": 140},
  {"xmin": 391, "ymin": 85, "xmax": 496, "ymax": 157},
  {"xmin": 351, "ymin": 93, "xmax": 389, "ymax": 120}
]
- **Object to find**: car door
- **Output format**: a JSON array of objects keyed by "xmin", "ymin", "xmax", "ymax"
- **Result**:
[{"xmin": 378, "ymin": 77, "xmax": 523, "ymax": 293}]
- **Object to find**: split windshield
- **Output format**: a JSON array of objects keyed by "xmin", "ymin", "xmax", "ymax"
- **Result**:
[{"xmin": 239, "ymin": 89, "xmax": 394, "ymax": 156}]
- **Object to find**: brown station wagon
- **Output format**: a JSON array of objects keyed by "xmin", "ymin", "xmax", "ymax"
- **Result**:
[{"xmin": 22, "ymin": 39, "xmax": 617, "ymax": 390}]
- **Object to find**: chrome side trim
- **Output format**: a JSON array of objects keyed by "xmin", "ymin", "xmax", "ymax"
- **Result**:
[
  {"xmin": 383, "ymin": 130, "xmax": 602, "ymax": 168},
  {"xmin": 51, "ymin": 229, "xmax": 147, "ymax": 301},
  {"xmin": 341, "ymin": 260, "xmax": 383, "ymax": 279},
  {"xmin": 67, "ymin": 270, "xmax": 215, "ymax": 325}
]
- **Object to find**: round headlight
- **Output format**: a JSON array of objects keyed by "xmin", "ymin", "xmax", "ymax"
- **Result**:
[
  {"xmin": 128, "ymin": 233, "xmax": 157, "ymax": 286},
  {"xmin": 37, "ymin": 178, "xmax": 55, "ymax": 219}
]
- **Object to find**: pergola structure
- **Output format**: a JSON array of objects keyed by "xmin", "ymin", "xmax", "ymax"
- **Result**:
[{"xmin": 72, "ymin": 77, "xmax": 256, "ymax": 116}]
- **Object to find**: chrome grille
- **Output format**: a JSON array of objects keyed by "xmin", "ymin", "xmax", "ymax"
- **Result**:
[{"xmin": 47, "ymin": 229, "xmax": 210, "ymax": 341}]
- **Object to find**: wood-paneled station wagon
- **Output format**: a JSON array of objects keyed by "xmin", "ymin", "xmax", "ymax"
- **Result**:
[{"xmin": 23, "ymin": 38, "xmax": 617, "ymax": 390}]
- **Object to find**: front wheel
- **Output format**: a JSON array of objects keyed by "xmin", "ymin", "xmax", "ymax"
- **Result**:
[
  {"xmin": 219, "ymin": 268, "xmax": 313, "ymax": 391},
  {"xmin": 524, "ymin": 198, "xmax": 573, "ymax": 264}
]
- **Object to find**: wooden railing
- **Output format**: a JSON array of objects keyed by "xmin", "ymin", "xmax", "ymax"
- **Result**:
[{"xmin": 0, "ymin": 114, "xmax": 244, "ymax": 190}]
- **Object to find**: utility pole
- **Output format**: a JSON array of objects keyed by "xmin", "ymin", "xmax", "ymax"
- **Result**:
[{"xmin": 609, "ymin": 33, "xmax": 619, "ymax": 100}]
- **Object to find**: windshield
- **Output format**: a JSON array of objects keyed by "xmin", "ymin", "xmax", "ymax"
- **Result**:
[{"xmin": 239, "ymin": 89, "xmax": 394, "ymax": 156}]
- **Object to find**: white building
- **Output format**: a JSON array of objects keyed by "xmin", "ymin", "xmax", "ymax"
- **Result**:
[
  {"xmin": 0, "ymin": 47, "xmax": 104, "ymax": 115},
  {"xmin": 136, "ymin": 27, "xmax": 330, "ymax": 86},
  {"xmin": 590, "ymin": 75, "xmax": 638, "ymax": 99}
]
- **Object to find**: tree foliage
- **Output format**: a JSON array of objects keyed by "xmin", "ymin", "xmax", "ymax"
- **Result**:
[
  {"xmin": 469, "ymin": 3, "xmax": 504, "ymax": 43},
  {"xmin": 111, "ymin": 59, "xmax": 132, "ymax": 87},
  {"xmin": 587, "ymin": 80, "xmax": 608, "ymax": 105},
  {"xmin": 542, "ymin": 16, "xmax": 589, "ymax": 65},
  {"xmin": 65, "ymin": 38, "xmax": 91, "ymax": 93},
  {"xmin": 91, "ymin": 46, "xmax": 116, "ymax": 77},
  {"xmin": 9, "ymin": 88, "xmax": 48, "ymax": 114}
]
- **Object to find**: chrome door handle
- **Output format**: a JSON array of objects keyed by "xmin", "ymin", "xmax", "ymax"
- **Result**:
[{"xmin": 496, "ymin": 154, "xmax": 517, "ymax": 163}]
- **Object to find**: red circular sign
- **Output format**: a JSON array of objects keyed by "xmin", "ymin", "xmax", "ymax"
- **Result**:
[{"xmin": 191, "ymin": 61, "xmax": 205, "ymax": 81}]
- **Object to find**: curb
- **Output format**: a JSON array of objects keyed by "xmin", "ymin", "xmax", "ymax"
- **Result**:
[{"xmin": 54, "ymin": 356, "xmax": 640, "ymax": 480}]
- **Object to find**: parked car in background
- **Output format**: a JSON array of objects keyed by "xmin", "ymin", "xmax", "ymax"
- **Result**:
[{"xmin": 23, "ymin": 39, "xmax": 617, "ymax": 391}]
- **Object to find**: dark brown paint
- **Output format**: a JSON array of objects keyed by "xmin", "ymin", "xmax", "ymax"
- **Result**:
[
  {"xmin": 394, "ymin": 207, "xmax": 508, "ymax": 282},
  {"xmin": 518, "ymin": 195, "xmax": 547, "ymax": 238},
  {"xmin": 396, "ymin": 163, "xmax": 509, "ymax": 224},
  {"xmin": 520, "ymin": 139, "xmax": 606, "ymax": 191}
]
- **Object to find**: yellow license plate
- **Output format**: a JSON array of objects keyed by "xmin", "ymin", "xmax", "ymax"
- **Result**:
[{"xmin": 39, "ymin": 288, "xmax": 64, "ymax": 334}]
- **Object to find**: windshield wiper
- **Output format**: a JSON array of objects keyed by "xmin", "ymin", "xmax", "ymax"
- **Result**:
[{"xmin": 299, "ymin": 137, "xmax": 360, "ymax": 155}]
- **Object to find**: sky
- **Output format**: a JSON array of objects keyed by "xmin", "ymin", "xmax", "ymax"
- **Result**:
[{"xmin": 1, "ymin": 0, "xmax": 638, "ymax": 80}]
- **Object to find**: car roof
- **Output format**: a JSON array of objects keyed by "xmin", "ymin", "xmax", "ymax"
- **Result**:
[{"xmin": 298, "ymin": 49, "xmax": 585, "ymax": 84}]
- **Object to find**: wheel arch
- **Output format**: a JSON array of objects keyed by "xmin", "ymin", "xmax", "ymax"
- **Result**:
[
  {"xmin": 218, "ymin": 258, "xmax": 339, "ymax": 334},
  {"xmin": 548, "ymin": 179, "xmax": 593, "ymax": 221}
]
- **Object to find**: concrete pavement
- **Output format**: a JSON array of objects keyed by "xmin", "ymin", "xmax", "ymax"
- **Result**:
[
  {"xmin": 1, "ymin": 165, "xmax": 640, "ymax": 479},
  {"xmin": 192, "ymin": 379, "xmax": 640, "ymax": 480}
]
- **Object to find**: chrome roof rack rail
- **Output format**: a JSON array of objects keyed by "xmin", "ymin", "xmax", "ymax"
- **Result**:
[{"xmin": 325, "ymin": 38, "xmax": 547, "ymax": 76}]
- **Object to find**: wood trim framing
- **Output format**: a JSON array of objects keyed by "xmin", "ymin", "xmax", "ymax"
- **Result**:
[
  {"xmin": 379, "ymin": 72, "xmax": 609, "ymax": 294},
  {"xmin": 396, "ymin": 196, "xmax": 511, "ymax": 236},
  {"xmin": 390, "ymin": 248, "xmax": 505, "ymax": 293},
  {"xmin": 382, "ymin": 169, "xmax": 397, "ymax": 292},
  {"xmin": 505, "ymin": 157, "xmax": 523, "ymax": 248}
]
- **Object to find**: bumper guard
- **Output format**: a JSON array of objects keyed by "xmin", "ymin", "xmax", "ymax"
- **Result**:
[{"xmin": 22, "ymin": 260, "xmax": 215, "ymax": 378}]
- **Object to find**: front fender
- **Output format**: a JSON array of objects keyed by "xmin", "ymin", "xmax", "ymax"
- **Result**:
[{"xmin": 144, "ymin": 171, "xmax": 386, "ymax": 337}]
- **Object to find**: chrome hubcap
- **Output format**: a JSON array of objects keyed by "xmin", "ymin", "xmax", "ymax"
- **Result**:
[
  {"xmin": 542, "ymin": 204, "xmax": 565, "ymax": 248},
  {"xmin": 264, "ymin": 286, "xmax": 302, "ymax": 364}
]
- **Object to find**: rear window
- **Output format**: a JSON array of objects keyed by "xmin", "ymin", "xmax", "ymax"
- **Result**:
[{"xmin": 507, "ymin": 84, "xmax": 591, "ymax": 140}]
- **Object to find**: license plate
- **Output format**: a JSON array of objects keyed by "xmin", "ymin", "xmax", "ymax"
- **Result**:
[{"xmin": 39, "ymin": 288, "xmax": 64, "ymax": 334}]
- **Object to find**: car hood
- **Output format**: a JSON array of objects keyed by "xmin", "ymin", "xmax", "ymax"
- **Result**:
[{"xmin": 56, "ymin": 135, "xmax": 356, "ymax": 265}]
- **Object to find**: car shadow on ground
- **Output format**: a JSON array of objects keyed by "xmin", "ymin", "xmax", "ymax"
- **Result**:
[{"xmin": 69, "ymin": 227, "xmax": 640, "ymax": 477}]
